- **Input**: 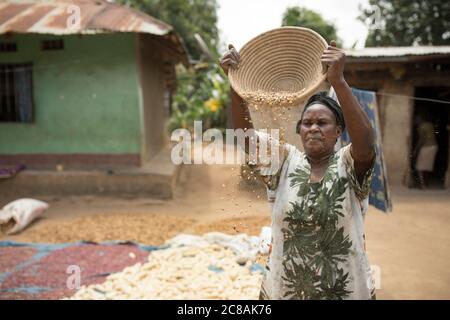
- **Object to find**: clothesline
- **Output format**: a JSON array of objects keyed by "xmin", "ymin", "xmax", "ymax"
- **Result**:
[
  {"xmin": 0, "ymin": 58, "xmax": 450, "ymax": 105},
  {"xmin": 375, "ymin": 92, "xmax": 450, "ymax": 105}
]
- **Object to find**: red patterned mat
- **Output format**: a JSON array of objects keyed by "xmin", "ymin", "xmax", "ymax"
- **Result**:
[{"xmin": 0, "ymin": 241, "xmax": 158, "ymax": 299}]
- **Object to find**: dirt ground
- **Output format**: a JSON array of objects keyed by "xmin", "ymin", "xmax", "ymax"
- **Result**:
[{"xmin": 1, "ymin": 164, "xmax": 450, "ymax": 300}]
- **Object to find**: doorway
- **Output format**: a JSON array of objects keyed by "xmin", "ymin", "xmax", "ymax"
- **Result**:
[{"xmin": 410, "ymin": 87, "xmax": 450, "ymax": 189}]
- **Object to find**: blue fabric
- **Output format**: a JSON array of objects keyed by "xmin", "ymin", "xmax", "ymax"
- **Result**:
[
  {"xmin": 339, "ymin": 88, "xmax": 392, "ymax": 213},
  {"xmin": 0, "ymin": 240, "xmax": 164, "ymax": 251}
]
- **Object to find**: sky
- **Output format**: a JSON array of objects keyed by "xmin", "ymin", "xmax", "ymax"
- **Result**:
[{"xmin": 217, "ymin": 0, "xmax": 370, "ymax": 51}]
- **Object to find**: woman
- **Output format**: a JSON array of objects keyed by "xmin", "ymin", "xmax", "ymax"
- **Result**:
[
  {"xmin": 413, "ymin": 115, "xmax": 438, "ymax": 189},
  {"xmin": 220, "ymin": 41, "xmax": 377, "ymax": 300}
]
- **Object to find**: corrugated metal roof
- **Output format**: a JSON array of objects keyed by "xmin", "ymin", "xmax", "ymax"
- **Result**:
[
  {"xmin": 0, "ymin": 0, "xmax": 189, "ymax": 66},
  {"xmin": 346, "ymin": 46, "xmax": 450, "ymax": 58},
  {"xmin": 0, "ymin": 0, "xmax": 173, "ymax": 36}
]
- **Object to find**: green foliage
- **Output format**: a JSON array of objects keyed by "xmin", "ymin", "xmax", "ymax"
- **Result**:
[
  {"xmin": 289, "ymin": 167, "xmax": 310, "ymax": 197},
  {"xmin": 281, "ymin": 6, "xmax": 341, "ymax": 46},
  {"xmin": 316, "ymin": 268, "xmax": 352, "ymax": 300},
  {"xmin": 359, "ymin": 0, "xmax": 450, "ymax": 46},
  {"xmin": 117, "ymin": 0, "xmax": 227, "ymax": 132},
  {"xmin": 283, "ymin": 259, "xmax": 321, "ymax": 299},
  {"xmin": 282, "ymin": 155, "xmax": 353, "ymax": 299},
  {"xmin": 168, "ymin": 64, "xmax": 229, "ymax": 133},
  {"xmin": 118, "ymin": 0, "xmax": 220, "ymax": 59}
]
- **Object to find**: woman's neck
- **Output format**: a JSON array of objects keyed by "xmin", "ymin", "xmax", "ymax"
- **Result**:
[{"xmin": 306, "ymin": 152, "xmax": 334, "ymax": 167}]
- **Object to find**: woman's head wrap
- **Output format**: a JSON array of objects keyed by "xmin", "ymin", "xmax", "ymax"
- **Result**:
[{"xmin": 296, "ymin": 91, "xmax": 346, "ymax": 133}]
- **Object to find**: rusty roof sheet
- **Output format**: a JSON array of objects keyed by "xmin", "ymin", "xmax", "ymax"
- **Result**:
[
  {"xmin": 0, "ymin": 0, "xmax": 173, "ymax": 36},
  {"xmin": 0, "ymin": 0, "xmax": 190, "ymax": 65}
]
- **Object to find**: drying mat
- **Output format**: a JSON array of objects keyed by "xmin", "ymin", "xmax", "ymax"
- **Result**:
[{"xmin": 0, "ymin": 241, "xmax": 162, "ymax": 300}]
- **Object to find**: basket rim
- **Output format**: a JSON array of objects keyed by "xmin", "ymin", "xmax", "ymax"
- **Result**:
[{"xmin": 228, "ymin": 26, "xmax": 329, "ymax": 105}]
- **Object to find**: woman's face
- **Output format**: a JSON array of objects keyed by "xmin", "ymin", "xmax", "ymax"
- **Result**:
[{"xmin": 299, "ymin": 104, "xmax": 342, "ymax": 158}]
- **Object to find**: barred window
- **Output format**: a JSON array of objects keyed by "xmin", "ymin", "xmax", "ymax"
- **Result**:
[
  {"xmin": 0, "ymin": 63, "xmax": 34, "ymax": 123},
  {"xmin": 42, "ymin": 39, "xmax": 64, "ymax": 51},
  {"xmin": 0, "ymin": 42, "xmax": 17, "ymax": 52}
]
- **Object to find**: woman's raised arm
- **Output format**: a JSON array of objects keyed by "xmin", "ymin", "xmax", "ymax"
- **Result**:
[{"xmin": 321, "ymin": 41, "xmax": 375, "ymax": 181}]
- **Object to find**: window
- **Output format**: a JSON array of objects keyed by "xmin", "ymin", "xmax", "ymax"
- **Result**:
[
  {"xmin": 0, "ymin": 63, "xmax": 34, "ymax": 123},
  {"xmin": 42, "ymin": 39, "xmax": 64, "ymax": 51},
  {"xmin": 0, "ymin": 42, "xmax": 17, "ymax": 52}
]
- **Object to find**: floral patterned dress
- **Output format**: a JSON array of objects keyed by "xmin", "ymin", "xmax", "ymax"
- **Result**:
[{"xmin": 248, "ymin": 131, "xmax": 376, "ymax": 300}]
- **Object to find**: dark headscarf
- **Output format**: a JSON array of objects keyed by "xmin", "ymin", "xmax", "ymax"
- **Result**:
[{"xmin": 296, "ymin": 91, "xmax": 346, "ymax": 133}]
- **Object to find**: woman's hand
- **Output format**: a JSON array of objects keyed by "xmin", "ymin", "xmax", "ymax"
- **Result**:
[
  {"xmin": 321, "ymin": 40, "xmax": 346, "ymax": 86},
  {"xmin": 220, "ymin": 44, "xmax": 240, "ymax": 76},
  {"xmin": 221, "ymin": 45, "xmax": 253, "ymax": 134}
]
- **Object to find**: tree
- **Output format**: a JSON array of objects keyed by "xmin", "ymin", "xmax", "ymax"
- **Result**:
[
  {"xmin": 359, "ymin": 0, "xmax": 450, "ymax": 46},
  {"xmin": 168, "ymin": 64, "xmax": 229, "ymax": 132},
  {"xmin": 281, "ymin": 6, "xmax": 341, "ymax": 46},
  {"xmin": 117, "ymin": 0, "xmax": 228, "ymax": 132},
  {"xmin": 118, "ymin": 0, "xmax": 220, "ymax": 60}
]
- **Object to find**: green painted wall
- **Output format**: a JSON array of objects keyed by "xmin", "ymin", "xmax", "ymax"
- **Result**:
[{"xmin": 0, "ymin": 33, "xmax": 142, "ymax": 154}]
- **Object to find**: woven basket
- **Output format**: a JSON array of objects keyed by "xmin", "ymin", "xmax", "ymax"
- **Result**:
[{"xmin": 229, "ymin": 27, "xmax": 328, "ymax": 107}]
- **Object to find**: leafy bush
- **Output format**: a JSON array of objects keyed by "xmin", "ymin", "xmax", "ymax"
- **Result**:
[{"xmin": 168, "ymin": 63, "xmax": 229, "ymax": 134}]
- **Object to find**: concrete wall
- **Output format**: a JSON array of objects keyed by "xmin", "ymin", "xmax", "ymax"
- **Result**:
[
  {"xmin": 0, "ymin": 33, "xmax": 142, "ymax": 165},
  {"xmin": 378, "ymin": 80, "xmax": 414, "ymax": 185},
  {"xmin": 136, "ymin": 34, "xmax": 168, "ymax": 162}
]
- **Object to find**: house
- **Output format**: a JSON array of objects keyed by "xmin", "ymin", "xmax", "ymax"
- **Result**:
[
  {"xmin": 344, "ymin": 46, "xmax": 450, "ymax": 189},
  {"xmin": 0, "ymin": 0, "xmax": 189, "ymax": 198}
]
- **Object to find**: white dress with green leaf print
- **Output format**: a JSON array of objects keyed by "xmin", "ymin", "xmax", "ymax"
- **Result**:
[{"xmin": 248, "ymin": 131, "xmax": 376, "ymax": 300}]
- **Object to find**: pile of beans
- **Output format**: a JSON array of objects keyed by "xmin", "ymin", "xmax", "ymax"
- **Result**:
[
  {"xmin": 66, "ymin": 244, "xmax": 264, "ymax": 300},
  {"xmin": 242, "ymin": 89, "xmax": 306, "ymax": 107}
]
